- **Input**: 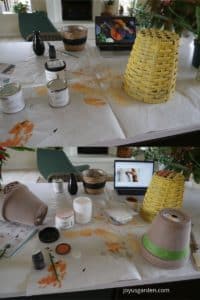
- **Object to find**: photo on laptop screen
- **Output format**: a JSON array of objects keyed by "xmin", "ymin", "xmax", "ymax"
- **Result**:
[
  {"xmin": 114, "ymin": 160, "xmax": 154, "ymax": 195},
  {"xmin": 95, "ymin": 16, "xmax": 136, "ymax": 50}
]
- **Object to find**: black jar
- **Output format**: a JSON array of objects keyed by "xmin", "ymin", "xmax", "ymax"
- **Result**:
[{"xmin": 32, "ymin": 31, "xmax": 45, "ymax": 56}]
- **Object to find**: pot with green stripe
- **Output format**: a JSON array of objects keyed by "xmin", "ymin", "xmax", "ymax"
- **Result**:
[{"xmin": 141, "ymin": 208, "xmax": 191, "ymax": 269}]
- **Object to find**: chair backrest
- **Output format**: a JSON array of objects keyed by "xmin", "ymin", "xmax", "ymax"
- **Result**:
[
  {"xmin": 18, "ymin": 11, "xmax": 58, "ymax": 41},
  {"xmin": 37, "ymin": 148, "xmax": 80, "ymax": 180}
]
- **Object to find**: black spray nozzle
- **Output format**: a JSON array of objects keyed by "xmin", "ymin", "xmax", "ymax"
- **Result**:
[{"xmin": 48, "ymin": 43, "xmax": 56, "ymax": 59}]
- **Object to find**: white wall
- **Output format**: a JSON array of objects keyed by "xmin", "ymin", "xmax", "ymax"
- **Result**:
[
  {"xmin": 0, "ymin": 0, "xmax": 46, "ymax": 38},
  {"xmin": 0, "ymin": 14, "xmax": 20, "ymax": 37}
]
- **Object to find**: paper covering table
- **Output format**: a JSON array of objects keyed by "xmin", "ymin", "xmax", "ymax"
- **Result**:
[
  {"xmin": 0, "ymin": 37, "xmax": 199, "ymax": 147},
  {"xmin": 0, "ymin": 182, "xmax": 200, "ymax": 298}
]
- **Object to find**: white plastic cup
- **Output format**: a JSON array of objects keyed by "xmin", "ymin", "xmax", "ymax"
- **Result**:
[{"xmin": 73, "ymin": 197, "xmax": 92, "ymax": 224}]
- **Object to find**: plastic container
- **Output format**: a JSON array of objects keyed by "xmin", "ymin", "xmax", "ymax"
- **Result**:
[{"xmin": 73, "ymin": 197, "xmax": 92, "ymax": 224}]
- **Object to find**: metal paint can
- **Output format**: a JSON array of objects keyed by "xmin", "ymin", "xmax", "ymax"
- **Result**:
[
  {"xmin": 47, "ymin": 79, "xmax": 69, "ymax": 108},
  {"xmin": 55, "ymin": 209, "xmax": 75, "ymax": 230},
  {"xmin": 45, "ymin": 59, "xmax": 67, "ymax": 82},
  {"xmin": 52, "ymin": 178, "xmax": 65, "ymax": 193},
  {"xmin": 0, "ymin": 82, "xmax": 25, "ymax": 114}
]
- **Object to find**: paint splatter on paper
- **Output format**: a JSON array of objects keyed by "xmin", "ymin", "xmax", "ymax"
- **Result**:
[
  {"xmin": 70, "ymin": 65, "xmax": 132, "ymax": 107},
  {"xmin": 105, "ymin": 242, "xmax": 125, "ymax": 254},
  {"xmin": 0, "ymin": 120, "xmax": 34, "ymax": 146},
  {"xmin": 38, "ymin": 260, "xmax": 66, "ymax": 288},
  {"xmin": 34, "ymin": 86, "xmax": 48, "ymax": 96},
  {"xmin": 84, "ymin": 97, "xmax": 106, "ymax": 107}
]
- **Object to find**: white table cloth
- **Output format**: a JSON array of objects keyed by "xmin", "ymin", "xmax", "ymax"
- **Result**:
[
  {"xmin": 0, "ymin": 182, "xmax": 200, "ymax": 298},
  {"xmin": 0, "ymin": 37, "xmax": 199, "ymax": 146}
]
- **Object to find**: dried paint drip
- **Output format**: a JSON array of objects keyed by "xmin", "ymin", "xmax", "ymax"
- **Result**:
[
  {"xmin": 0, "ymin": 120, "xmax": 34, "ymax": 147},
  {"xmin": 105, "ymin": 242, "xmax": 126, "ymax": 254},
  {"xmin": 84, "ymin": 97, "xmax": 106, "ymax": 107},
  {"xmin": 38, "ymin": 260, "xmax": 66, "ymax": 288},
  {"xmin": 34, "ymin": 86, "xmax": 48, "ymax": 96},
  {"xmin": 70, "ymin": 65, "xmax": 132, "ymax": 107}
]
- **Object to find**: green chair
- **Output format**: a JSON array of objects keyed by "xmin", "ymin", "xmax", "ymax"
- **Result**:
[
  {"xmin": 18, "ymin": 11, "xmax": 62, "ymax": 41},
  {"xmin": 37, "ymin": 148, "xmax": 90, "ymax": 182}
]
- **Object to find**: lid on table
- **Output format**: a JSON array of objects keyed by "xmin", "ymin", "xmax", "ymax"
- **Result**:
[
  {"xmin": 0, "ymin": 82, "xmax": 21, "ymax": 98},
  {"xmin": 38, "ymin": 227, "xmax": 60, "ymax": 243},
  {"xmin": 45, "ymin": 59, "xmax": 66, "ymax": 72},
  {"xmin": 47, "ymin": 79, "xmax": 67, "ymax": 92}
]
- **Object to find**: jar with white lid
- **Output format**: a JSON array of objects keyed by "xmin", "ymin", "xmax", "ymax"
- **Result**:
[
  {"xmin": 45, "ymin": 59, "xmax": 67, "ymax": 83},
  {"xmin": 0, "ymin": 82, "xmax": 25, "ymax": 114}
]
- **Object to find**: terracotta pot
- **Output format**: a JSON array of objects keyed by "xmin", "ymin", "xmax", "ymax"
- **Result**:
[
  {"xmin": 2, "ymin": 183, "xmax": 48, "ymax": 226},
  {"xmin": 141, "ymin": 208, "xmax": 191, "ymax": 269},
  {"xmin": 117, "ymin": 146, "xmax": 132, "ymax": 158},
  {"xmin": 103, "ymin": 4, "xmax": 115, "ymax": 16}
]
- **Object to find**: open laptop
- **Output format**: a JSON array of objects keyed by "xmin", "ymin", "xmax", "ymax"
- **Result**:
[
  {"xmin": 114, "ymin": 160, "xmax": 154, "ymax": 195},
  {"xmin": 95, "ymin": 16, "xmax": 136, "ymax": 51}
]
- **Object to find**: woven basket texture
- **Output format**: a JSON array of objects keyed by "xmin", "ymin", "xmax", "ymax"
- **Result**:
[
  {"xmin": 124, "ymin": 29, "xmax": 180, "ymax": 104},
  {"xmin": 140, "ymin": 171, "xmax": 184, "ymax": 222}
]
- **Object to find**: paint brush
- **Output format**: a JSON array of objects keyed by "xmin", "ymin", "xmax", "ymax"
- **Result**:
[
  {"xmin": 57, "ymin": 49, "xmax": 79, "ymax": 58},
  {"xmin": 46, "ymin": 249, "xmax": 60, "ymax": 282}
]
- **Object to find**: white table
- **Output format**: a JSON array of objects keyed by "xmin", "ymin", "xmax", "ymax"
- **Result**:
[
  {"xmin": 0, "ymin": 37, "xmax": 200, "ymax": 147},
  {"xmin": 0, "ymin": 182, "xmax": 199, "ymax": 298}
]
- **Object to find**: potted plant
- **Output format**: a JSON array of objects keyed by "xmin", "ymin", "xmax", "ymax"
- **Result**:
[
  {"xmin": 143, "ymin": 147, "xmax": 200, "ymax": 183},
  {"xmin": 13, "ymin": 1, "xmax": 28, "ymax": 13},
  {"xmin": 103, "ymin": 0, "xmax": 115, "ymax": 16}
]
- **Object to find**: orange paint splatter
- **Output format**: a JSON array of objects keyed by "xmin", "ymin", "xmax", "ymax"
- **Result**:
[
  {"xmin": 70, "ymin": 82, "xmax": 94, "ymax": 94},
  {"xmin": 0, "ymin": 120, "xmax": 34, "ymax": 147},
  {"xmin": 94, "ymin": 228, "xmax": 119, "ymax": 242},
  {"xmin": 79, "ymin": 229, "xmax": 93, "ymax": 237},
  {"xmin": 105, "ymin": 242, "xmax": 125, "ymax": 253},
  {"xmin": 38, "ymin": 260, "xmax": 66, "ymax": 288},
  {"xmin": 34, "ymin": 86, "xmax": 48, "ymax": 96},
  {"xmin": 126, "ymin": 234, "xmax": 140, "ymax": 253},
  {"xmin": 84, "ymin": 97, "xmax": 106, "ymax": 107},
  {"xmin": 63, "ymin": 231, "xmax": 80, "ymax": 238}
]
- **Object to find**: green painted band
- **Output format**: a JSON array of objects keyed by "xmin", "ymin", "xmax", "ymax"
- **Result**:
[{"xmin": 142, "ymin": 234, "xmax": 189, "ymax": 261}]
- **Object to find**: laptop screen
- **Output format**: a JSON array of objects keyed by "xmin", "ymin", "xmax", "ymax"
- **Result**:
[
  {"xmin": 114, "ymin": 160, "xmax": 154, "ymax": 194},
  {"xmin": 95, "ymin": 16, "xmax": 136, "ymax": 50}
]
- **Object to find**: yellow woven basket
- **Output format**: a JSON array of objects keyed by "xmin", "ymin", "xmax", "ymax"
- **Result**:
[
  {"xmin": 123, "ymin": 29, "xmax": 180, "ymax": 104},
  {"xmin": 140, "ymin": 171, "xmax": 185, "ymax": 222}
]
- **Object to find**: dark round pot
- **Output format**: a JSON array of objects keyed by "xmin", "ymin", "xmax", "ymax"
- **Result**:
[{"xmin": 192, "ymin": 39, "xmax": 200, "ymax": 68}]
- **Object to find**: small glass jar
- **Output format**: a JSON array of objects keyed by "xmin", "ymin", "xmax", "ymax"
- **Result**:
[{"xmin": 0, "ymin": 82, "xmax": 25, "ymax": 114}]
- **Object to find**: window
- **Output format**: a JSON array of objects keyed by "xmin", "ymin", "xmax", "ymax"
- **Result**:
[
  {"xmin": 3, "ymin": 0, "xmax": 31, "ymax": 13},
  {"xmin": 118, "ymin": 0, "xmax": 138, "ymax": 15}
]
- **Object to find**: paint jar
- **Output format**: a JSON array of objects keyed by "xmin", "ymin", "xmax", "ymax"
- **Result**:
[
  {"xmin": 52, "ymin": 178, "xmax": 64, "ymax": 193},
  {"xmin": 47, "ymin": 78, "xmax": 69, "ymax": 108},
  {"xmin": 55, "ymin": 209, "xmax": 74, "ymax": 230},
  {"xmin": 0, "ymin": 82, "xmax": 25, "ymax": 114},
  {"xmin": 73, "ymin": 197, "xmax": 92, "ymax": 224},
  {"xmin": 32, "ymin": 250, "xmax": 45, "ymax": 270},
  {"xmin": 125, "ymin": 197, "xmax": 138, "ymax": 212},
  {"xmin": 45, "ymin": 59, "xmax": 67, "ymax": 83}
]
